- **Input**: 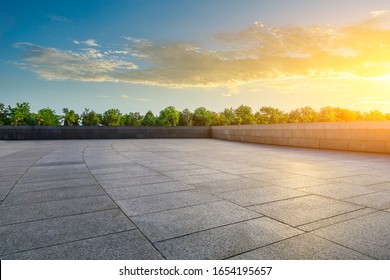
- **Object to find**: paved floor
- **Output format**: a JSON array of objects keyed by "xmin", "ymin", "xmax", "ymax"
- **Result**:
[{"xmin": 0, "ymin": 139, "xmax": 389, "ymax": 260}]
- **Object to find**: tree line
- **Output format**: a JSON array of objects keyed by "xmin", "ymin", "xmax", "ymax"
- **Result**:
[{"xmin": 0, "ymin": 102, "xmax": 389, "ymax": 127}]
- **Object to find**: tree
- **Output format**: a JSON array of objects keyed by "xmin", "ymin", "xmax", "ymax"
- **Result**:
[
  {"xmin": 319, "ymin": 106, "xmax": 337, "ymax": 122},
  {"xmin": 141, "ymin": 110, "xmax": 156, "ymax": 126},
  {"xmin": 364, "ymin": 110, "xmax": 386, "ymax": 121},
  {"xmin": 156, "ymin": 106, "xmax": 180, "ymax": 126},
  {"xmin": 386, "ymin": 113, "xmax": 390, "ymax": 121},
  {"xmin": 63, "ymin": 108, "xmax": 79, "ymax": 126},
  {"xmin": 256, "ymin": 106, "xmax": 288, "ymax": 124},
  {"xmin": 235, "ymin": 105, "xmax": 255, "ymax": 125},
  {"xmin": 221, "ymin": 108, "xmax": 240, "ymax": 125},
  {"xmin": 8, "ymin": 102, "xmax": 36, "ymax": 125},
  {"xmin": 122, "ymin": 112, "xmax": 143, "ymax": 126},
  {"xmin": 0, "ymin": 103, "xmax": 10, "ymax": 125},
  {"xmin": 333, "ymin": 108, "xmax": 357, "ymax": 121},
  {"xmin": 102, "ymin": 108, "xmax": 122, "ymax": 126},
  {"xmin": 193, "ymin": 107, "xmax": 213, "ymax": 126},
  {"xmin": 178, "ymin": 109, "xmax": 193, "ymax": 126},
  {"xmin": 81, "ymin": 108, "xmax": 101, "ymax": 126},
  {"xmin": 35, "ymin": 108, "xmax": 60, "ymax": 126},
  {"xmin": 288, "ymin": 106, "xmax": 318, "ymax": 123}
]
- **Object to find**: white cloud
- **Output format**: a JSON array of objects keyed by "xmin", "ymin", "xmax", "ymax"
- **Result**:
[
  {"xmin": 13, "ymin": 13, "xmax": 390, "ymax": 88},
  {"xmin": 73, "ymin": 40, "xmax": 80, "ymax": 45},
  {"xmin": 121, "ymin": 94, "xmax": 129, "ymax": 99},
  {"xmin": 82, "ymin": 39, "xmax": 100, "ymax": 47}
]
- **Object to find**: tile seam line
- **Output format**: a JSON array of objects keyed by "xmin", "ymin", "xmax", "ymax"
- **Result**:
[
  {"xmin": 0, "ymin": 147, "xmax": 59, "ymax": 206},
  {"xmin": 223, "ymin": 232, "xmax": 375, "ymax": 260},
  {"xmin": 82, "ymin": 143, "xmax": 166, "ymax": 260},
  {"xmin": 0, "ymin": 193, "xmax": 109, "ymax": 208},
  {"xmin": 308, "ymin": 232, "xmax": 379, "ymax": 260},
  {"xmin": 152, "ymin": 216, "xmax": 267, "ymax": 245},
  {"xmin": 0, "ymin": 229, "xmax": 138, "ymax": 259},
  {"xmin": 0, "ymin": 206, "xmax": 120, "ymax": 227}
]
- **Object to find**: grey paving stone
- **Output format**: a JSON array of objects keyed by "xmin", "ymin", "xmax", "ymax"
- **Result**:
[
  {"xmin": 131, "ymin": 200, "xmax": 261, "ymax": 242},
  {"xmin": 242, "ymin": 171, "xmax": 302, "ymax": 182},
  {"xmin": 370, "ymin": 182, "xmax": 390, "ymax": 190},
  {"xmin": 192, "ymin": 178, "xmax": 271, "ymax": 194},
  {"xmin": 229, "ymin": 233, "xmax": 372, "ymax": 260},
  {"xmin": 0, "ymin": 189, "xmax": 10, "ymax": 201},
  {"xmin": 2, "ymin": 230, "xmax": 163, "ymax": 260},
  {"xmin": 300, "ymin": 182, "xmax": 382, "ymax": 199},
  {"xmin": 270, "ymin": 176, "xmax": 330, "ymax": 189},
  {"xmin": 106, "ymin": 181, "xmax": 194, "ymax": 200},
  {"xmin": 12, "ymin": 177, "xmax": 100, "ymax": 193},
  {"xmin": 216, "ymin": 186, "xmax": 309, "ymax": 207},
  {"xmin": 175, "ymin": 173, "xmax": 240, "ymax": 184},
  {"xmin": 33, "ymin": 161, "xmax": 84, "ymax": 167},
  {"xmin": 161, "ymin": 168, "xmax": 220, "ymax": 179},
  {"xmin": 312, "ymin": 211, "xmax": 390, "ymax": 259},
  {"xmin": 155, "ymin": 217, "xmax": 303, "ymax": 260},
  {"xmin": 334, "ymin": 174, "xmax": 390, "ymax": 186},
  {"xmin": 0, "ymin": 209, "xmax": 134, "ymax": 256},
  {"xmin": 117, "ymin": 190, "xmax": 221, "ymax": 216},
  {"xmin": 249, "ymin": 195, "xmax": 362, "ymax": 226},
  {"xmin": 0, "ymin": 175, "xmax": 21, "ymax": 183},
  {"xmin": 0, "ymin": 195, "xmax": 117, "ymax": 226},
  {"xmin": 18, "ymin": 171, "xmax": 93, "ymax": 184},
  {"xmin": 297, "ymin": 208, "xmax": 378, "ymax": 232},
  {"xmin": 93, "ymin": 169, "xmax": 158, "ymax": 181},
  {"xmin": 2, "ymin": 185, "xmax": 106, "ymax": 206},
  {"xmin": 344, "ymin": 191, "xmax": 390, "ymax": 209},
  {"xmin": 144, "ymin": 164, "xmax": 202, "ymax": 172},
  {"xmin": 100, "ymin": 175, "xmax": 175, "ymax": 189}
]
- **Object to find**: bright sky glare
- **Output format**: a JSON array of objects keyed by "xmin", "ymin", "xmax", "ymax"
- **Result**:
[{"xmin": 1, "ymin": 0, "xmax": 390, "ymax": 114}]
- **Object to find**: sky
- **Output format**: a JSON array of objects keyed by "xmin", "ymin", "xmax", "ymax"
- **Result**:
[{"xmin": 1, "ymin": 0, "xmax": 390, "ymax": 115}]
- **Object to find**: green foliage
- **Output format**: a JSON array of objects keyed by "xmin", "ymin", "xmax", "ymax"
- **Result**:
[
  {"xmin": 35, "ymin": 108, "xmax": 60, "ymax": 126},
  {"xmin": 156, "ymin": 106, "xmax": 180, "ymax": 126},
  {"xmin": 141, "ymin": 110, "xmax": 156, "ymax": 126},
  {"xmin": 193, "ymin": 107, "xmax": 213, "ymax": 126},
  {"xmin": 221, "ymin": 108, "xmax": 240, "ymax": 125},
  {"xmin": 256, "ymin": 106, "xmax": 288, "ymax": 124},
  {"xmin": 0, "ymin": 103, "xmax": 10, "ymax": 125},
  {"xmin": 122, "ymin": 112, "xmax": 143, "ymax": 126},
  {"xmin": 102, "ymin": 108, "xmax": 122, "ymax": 126},
  {"xmin": 8, "ymin": 102, "xmax": 36, "ymax": 125},
  {"xmin": 178, "ymin": 109, "xmax": 193, "ymax": 126},
  {"xmin": 0, "ymin": 102, "xmax": 389, "ymax": 127},
  {"xmin": 81, "ymin": 108, "xmax": 101, "ymax": 126},
  {"xmin": 235, "ymin": 105, "xmax": 255, "ymax": 125},
  {"xmin": 364, "ymin": 110, "xmax": 386, "ymax": 121},
  {"xmin": 288, "ymin": 106, "xmax": 318, "ymax": 123},
  {"xmin": 63, "ymin": 108, "xmax": 79, "ymax": 126}
]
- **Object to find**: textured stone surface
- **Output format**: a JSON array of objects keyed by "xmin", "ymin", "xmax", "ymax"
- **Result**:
[
  {"xmin": 229, "ymin": 233, "xmax": 373, "ymax": 260},
  {"xmin": 131, "ymin": 201, "xmax": 261, "ymax": 242},
  {"xmin": 312, "ymin": 212, "xmax": 390, "ymax": 259},
  {"xmin": 0, "ymin": 138, "xmax": 389, "ymax": 259},
  {"xmin": 0, "ymin": 209, "xmax": 134, "ymax": 256},
  {"xmin": 2, "ymin": 230, "xmax": 163, "ymax": 260},
  {"xmin": 117, "ymin": 190, "xmax": 221, "ymax": 216},
  {"xmin": 249, "ymin": 195, "xmax": 362, "ymax": 226},
  {"xmin": 155, "ymin": 217, "xmax": 303, "ymax": 260}
]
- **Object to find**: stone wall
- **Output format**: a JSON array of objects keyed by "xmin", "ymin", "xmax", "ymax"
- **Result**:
[
  {"xmin": 1, "ymin": 122, "xmax": 390, "ymax": 154},
  {"xmin": 0, "ymin": 126, "xmax": 211, "ymax": 140},
  {"xmin": 211, "ymin": 121, "xmax": 390, "ymax": 154}
]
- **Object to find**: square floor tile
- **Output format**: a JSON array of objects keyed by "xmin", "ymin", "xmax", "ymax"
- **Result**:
[{"xmin": 249, "ymin": 195, "xmax": 362, "ymax": 226}]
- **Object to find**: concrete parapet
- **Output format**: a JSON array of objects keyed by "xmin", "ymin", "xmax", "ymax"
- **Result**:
[
  {"xmin": 0, "ymin": 126, "xmax": 211, "ymax": 140},
  {"xmin": 211, "ymin": 121, "xmax": 390, "ymax": 154}
]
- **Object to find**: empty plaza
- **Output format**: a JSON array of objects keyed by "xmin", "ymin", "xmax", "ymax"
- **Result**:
[{"xmin": 0, "ymin": 139, "xmax": 389, "ymax": 260}]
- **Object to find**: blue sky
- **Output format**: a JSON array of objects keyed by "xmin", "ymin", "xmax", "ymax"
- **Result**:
[{"xmin": 1, "ymin": 0, "xmax": 390, "ymax": 115}]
